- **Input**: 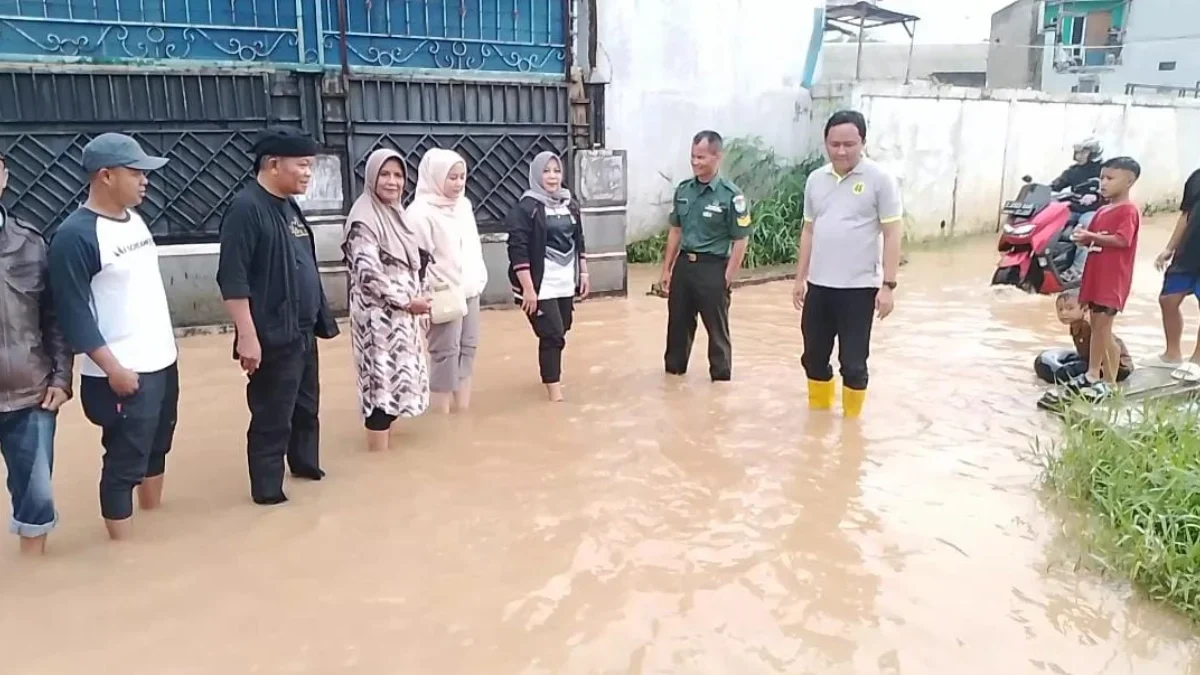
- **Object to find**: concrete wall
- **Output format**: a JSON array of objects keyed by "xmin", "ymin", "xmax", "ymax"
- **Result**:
[
  {"xmin": 594, "ymin": 0, "xmax": 819, "ymax": 241},
  {"xmin": 820, "ymin": 42, "xmax": 989, "ymax": 84},
  {"xmin": 987, "ymin": 0, "xmax": 1041, "ymax": 89},
  {"xmin": 812, "ymin": 81, "xmax": 1200, "ymax": 241},
  {"xmin": 1042, "ymin": 0, "xmax": 1200, "ymax": 94}
]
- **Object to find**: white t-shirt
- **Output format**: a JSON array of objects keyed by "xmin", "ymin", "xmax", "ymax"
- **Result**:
[
  {"xmin": 538, "ymin": 204, "xmax": 577, "ymax": 300},
  {"xmin": 47, "ymin": 207, "xmax": 178, "ymax": 377}
]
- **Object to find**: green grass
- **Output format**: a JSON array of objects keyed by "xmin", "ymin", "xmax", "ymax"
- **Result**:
[
  {"xmin": 1038, "ymin": 398, "xmax": 1200, "ymax": 621},
  {"xmin": 626, "ymin": 137, "xmax": 824, "ymax": 268}
]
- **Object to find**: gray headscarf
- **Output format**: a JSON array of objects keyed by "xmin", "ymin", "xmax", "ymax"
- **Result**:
[{"xmin": 521, "ymin": 151, "xmax": 572, "ymax": 207}]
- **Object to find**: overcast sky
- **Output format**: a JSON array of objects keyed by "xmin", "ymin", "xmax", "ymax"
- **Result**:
[{"xmin": 866, "ymin": 0, "xmax": 1017, "ymax": 43}]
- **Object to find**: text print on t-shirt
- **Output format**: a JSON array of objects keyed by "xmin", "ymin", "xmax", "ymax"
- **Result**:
[{"xmin": 112, "ymin": 236, "xmax": 153, "ymax": 258}]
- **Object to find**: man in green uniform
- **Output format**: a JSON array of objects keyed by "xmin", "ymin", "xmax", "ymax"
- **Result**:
[{"xmin": 659, "ymin": 130, "xmax": 752, "ymax": 381}]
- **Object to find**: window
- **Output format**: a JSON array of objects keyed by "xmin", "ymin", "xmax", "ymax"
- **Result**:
[
  {"xmin": 1057, "ymin": 9, "xmax": 1121, "ymax": 70},
  {"xmin": 1160, "ymin": 61, "xmax": 1178, "ymax": 71}
]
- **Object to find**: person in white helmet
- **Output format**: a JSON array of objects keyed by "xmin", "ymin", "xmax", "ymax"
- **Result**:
[
  {"xmin": 1051, "ymin": 137, "xmax": 1106, "ymax": 282},
  {"xmin": 1051, "ymin": 137, "xmax": 1105, "ymax": 217}
]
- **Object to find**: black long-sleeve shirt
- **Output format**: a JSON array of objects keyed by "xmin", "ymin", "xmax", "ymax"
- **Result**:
[
  {"xmin": 216, "ymin": 181, "xmax": 338, "ymax": 352},
  {"xmin": 1050, "ymin": 161, "xmax": 1103, "ymax": 214}
]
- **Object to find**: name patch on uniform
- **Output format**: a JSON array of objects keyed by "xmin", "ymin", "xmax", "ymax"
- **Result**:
[
  {"xmin": 733, "ymin": 195, "xmax": 751, "ymax": 227},
  {"xmin": 852, "ymin": 181, "xmax": 866, "ymax": 195}
]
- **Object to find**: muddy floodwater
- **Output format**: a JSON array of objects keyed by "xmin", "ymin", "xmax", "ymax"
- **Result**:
[{"xmin": 4, "ymin": 217, "xmax": 1200, "ymax": 674}]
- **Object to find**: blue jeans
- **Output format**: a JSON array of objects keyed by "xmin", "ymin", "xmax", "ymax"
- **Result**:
[
  {"xmin": 1067, "ymin": 211, "xmax": 1096, "ymax": 278},
  {"xmin": 0, "ymin": 407, "xmax": 57, "ymax": 537}
]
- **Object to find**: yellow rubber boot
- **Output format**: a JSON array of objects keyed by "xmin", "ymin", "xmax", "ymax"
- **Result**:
[
  {"xmin": 807, "ymin": 379, "xmax": 835, "ymax": 410},
  {"xmin": 842, "ymin": 387, "xmax": 867, "ymax": 419}
]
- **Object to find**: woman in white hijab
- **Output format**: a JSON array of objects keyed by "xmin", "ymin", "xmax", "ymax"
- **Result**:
[{"xmin": 406, "ymin": 148, "xmax": 487, "ymax": 414}]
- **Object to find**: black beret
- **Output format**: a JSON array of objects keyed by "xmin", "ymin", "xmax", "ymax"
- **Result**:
[{"xmin": 252, "ymin": 126, "xmax": 319, "ymax": 159}]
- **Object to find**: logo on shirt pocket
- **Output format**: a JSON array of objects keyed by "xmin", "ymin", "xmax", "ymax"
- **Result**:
[{"xmin": 852, "ymin": 181, "xmax": 866, "ymax": 195}]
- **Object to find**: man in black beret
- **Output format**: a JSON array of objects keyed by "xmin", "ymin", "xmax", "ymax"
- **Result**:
[{"xmin": 216, "ymin": 127, "xmax": 339, "ymax": 505}]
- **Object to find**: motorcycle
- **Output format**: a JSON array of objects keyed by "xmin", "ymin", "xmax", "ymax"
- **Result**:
[{"xmin": 991, "ymin": 176, "xmax": 1100, "ymax": 295}]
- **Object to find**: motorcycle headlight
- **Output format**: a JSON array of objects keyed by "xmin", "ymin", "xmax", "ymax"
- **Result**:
[{"xmin": 1005, "ymin": 223, "xmax": 1035, "ymax": 237}]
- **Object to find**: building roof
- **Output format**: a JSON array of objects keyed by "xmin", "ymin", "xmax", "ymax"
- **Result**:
[{"xmin": 825, "ymin": 1, "xmax": 921, "ymax": 30}]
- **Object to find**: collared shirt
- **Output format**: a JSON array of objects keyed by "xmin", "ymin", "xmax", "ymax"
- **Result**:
[
  {"xmin": 217, "ymin": 181, "xmax": 339, "ymax": 350},
  {"xmin": 803, "ymin": 157, "xmax": 903, "ymax": 289},
  {"xmin": 669, "ymin": 174, "xmax": 752, "ymax": 257}
]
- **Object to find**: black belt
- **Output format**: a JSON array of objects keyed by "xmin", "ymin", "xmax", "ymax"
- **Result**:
[{"xmin": 681, "ymin": 251, "xmax": 728, "ymax": 263}]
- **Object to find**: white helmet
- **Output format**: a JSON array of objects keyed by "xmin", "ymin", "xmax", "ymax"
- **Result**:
[{"xmin": 1073, "ymin": 137, "xmax": 1103, "ymax": 162}]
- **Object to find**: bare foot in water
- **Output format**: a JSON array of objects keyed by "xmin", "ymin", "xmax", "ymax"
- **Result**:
[
  {"xmin": 366, "ymin": 429, "xmax": 389, "ymax": 453},
  {"xmin": 546, "ymin": 382, "xmax": 564, "ymax": 402},
  {"xmin": 18, "ymin": 535, "xmax": 47, "ymax": 556}
]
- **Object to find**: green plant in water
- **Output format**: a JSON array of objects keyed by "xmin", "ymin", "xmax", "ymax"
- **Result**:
[
  {"xmin": 626, "ymin": 137, "xmax": 823, "ymax": 268},
  {"xmin": 1038, "ymin": 398, "xmax": 1200, "ymax": 621}
]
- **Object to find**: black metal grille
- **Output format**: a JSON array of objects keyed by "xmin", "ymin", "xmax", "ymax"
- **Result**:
[
  {"xmin": 0, "ymin": 68, "xmax": 590, "ymax": 242},
  {"xmin": 0, "ymin": 70, "xmax": 285, "ymax": 243},
  {"xmin": 343, "ymin": 77, "xmax": 570, "ymax": 233}
]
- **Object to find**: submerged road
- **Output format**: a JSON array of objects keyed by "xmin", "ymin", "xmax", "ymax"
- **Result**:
[{"xmin": 2, "ymin": 216, "xmax": 1198, "ymax": 674}]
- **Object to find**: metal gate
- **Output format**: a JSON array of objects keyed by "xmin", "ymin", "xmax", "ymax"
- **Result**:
[
  {"xmin": 0, "ymin": 1, "xmax": 581, "ymax": 243},
  {"xmin": 0, "ymin": 69, "xmax": 298, "ymax": 243},
  {"xmin": 0, "ymin": 69, "xmax": 577, "ymax": 241},
  {"xmin": 331, "ymin": 75, "xmax": 571, "ymax": 234}
]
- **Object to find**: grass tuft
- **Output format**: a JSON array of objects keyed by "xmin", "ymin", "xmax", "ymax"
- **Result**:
[
  {"xmin": 626, "ymin": 137, "xmax": 824, "ymax": 268},
  {"xmin": 1038, "ymin": 397, "xmax": 1200, "ymax": 620}
]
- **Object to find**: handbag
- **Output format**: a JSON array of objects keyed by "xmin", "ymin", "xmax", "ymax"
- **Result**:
[{"xmin": 429, "ymin": 280, "xmax": 468, "ymax": 324}]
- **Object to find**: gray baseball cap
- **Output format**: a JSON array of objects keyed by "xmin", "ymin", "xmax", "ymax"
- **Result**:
[{"xmin": 81, "ymin": 133, "xmax": 169, "ymax": 174}]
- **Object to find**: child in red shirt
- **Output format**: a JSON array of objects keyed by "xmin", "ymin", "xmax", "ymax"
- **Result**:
[{"xmin": 1070, "ymin": 156, "xmax": 1142, "ymax": 399}]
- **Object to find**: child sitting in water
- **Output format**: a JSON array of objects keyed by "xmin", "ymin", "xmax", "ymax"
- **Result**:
[{"xmin": 1035, "ymin": 289, "xmax": 1133, "ymax": 385}]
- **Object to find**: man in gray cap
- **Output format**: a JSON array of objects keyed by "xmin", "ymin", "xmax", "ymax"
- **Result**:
[
  {"xmin": 217, "ymin": 126, "xmax": 338, "ymax": 506},
  {"xmin": 47, "ymin": 132, "xmax": 179, "ymax": 541},
  {"xmin": 0, "ymin": 149, "xmax": 73, "ymax": 555}
]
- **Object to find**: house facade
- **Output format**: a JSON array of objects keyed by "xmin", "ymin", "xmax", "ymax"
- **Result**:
[{"xmin": 990, "ymin": 0, "xmax": 1200, "ymax": 94}]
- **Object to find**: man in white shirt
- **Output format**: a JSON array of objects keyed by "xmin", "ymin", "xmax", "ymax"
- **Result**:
[{"xmin": 48, "ymin": 133, "xmax": 178, "ymax": 541}]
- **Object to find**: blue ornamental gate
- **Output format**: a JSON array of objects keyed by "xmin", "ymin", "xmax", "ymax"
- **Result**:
[{"xmin": 0, "ymin": 0, "xmax": 577, "ymax": 240}]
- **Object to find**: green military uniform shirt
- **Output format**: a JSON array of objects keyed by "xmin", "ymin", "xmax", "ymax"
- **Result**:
[{"xmin": 668, "ymin": 175, "xmax": 752, "ymax": 257}]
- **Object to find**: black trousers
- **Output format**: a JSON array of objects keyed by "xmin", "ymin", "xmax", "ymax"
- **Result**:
[
  {"xmin": 364, "ymin": 409, "xmax": 396, "ymax": 432},
  {"xmin": 245, "ymin": 334, "xmax": 322, "ymax": 504},
  {"xmin": 801, "ymin": 283, "xmax": 876, "ymax": 391},
  {"xmin": 80, "ymin": 363, "xmax": 179, "ymax": 521},
  {"xmin": 528, "ymin": 296, "xmax": 575, "ymax": 384},
  {"xmin": 665, "ymin": 253, "xmax": 732, "ymax": 381}
]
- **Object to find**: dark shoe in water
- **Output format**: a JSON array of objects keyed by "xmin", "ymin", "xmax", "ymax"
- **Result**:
[{"xmin": 253, "ymin": 493, "xmax": 289, "ymax": 506}]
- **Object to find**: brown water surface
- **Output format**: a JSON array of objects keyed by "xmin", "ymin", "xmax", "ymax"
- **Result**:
[{"xmin": 3, "ymin": 218, "xmax": 1200, "ymax": 674}]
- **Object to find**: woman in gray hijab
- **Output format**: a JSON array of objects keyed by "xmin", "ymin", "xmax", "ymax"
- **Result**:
[{"xmin": 504, "ymin": 151, "xmax": 589, "ymax": 402}]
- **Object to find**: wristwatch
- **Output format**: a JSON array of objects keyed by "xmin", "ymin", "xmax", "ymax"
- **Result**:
[{"xmin": 882, "ymin": 280, "xmax": 898, "ymax": 290}]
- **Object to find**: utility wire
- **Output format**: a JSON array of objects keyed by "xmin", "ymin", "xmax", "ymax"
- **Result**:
[{"xmin": 831, "ymin": 34, "xmax": 1200, "ymax": 50}]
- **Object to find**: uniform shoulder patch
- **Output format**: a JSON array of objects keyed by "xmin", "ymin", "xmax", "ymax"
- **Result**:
[{"xmin": 733, "ymin": 194, "xmax": 751, "ymax": 227}]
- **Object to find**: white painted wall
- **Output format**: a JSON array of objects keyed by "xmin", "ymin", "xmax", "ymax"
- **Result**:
[
  {"xmin": 813, "ymin": 82, "xmax": 1200, "ymax": 241},
  {"xmin": 595, "ymin": 0, "xmax": 819, "ymax": 241},
  {"xmin": 820, "ymin": 42, "xmax": 989, "ymax": 83}
]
